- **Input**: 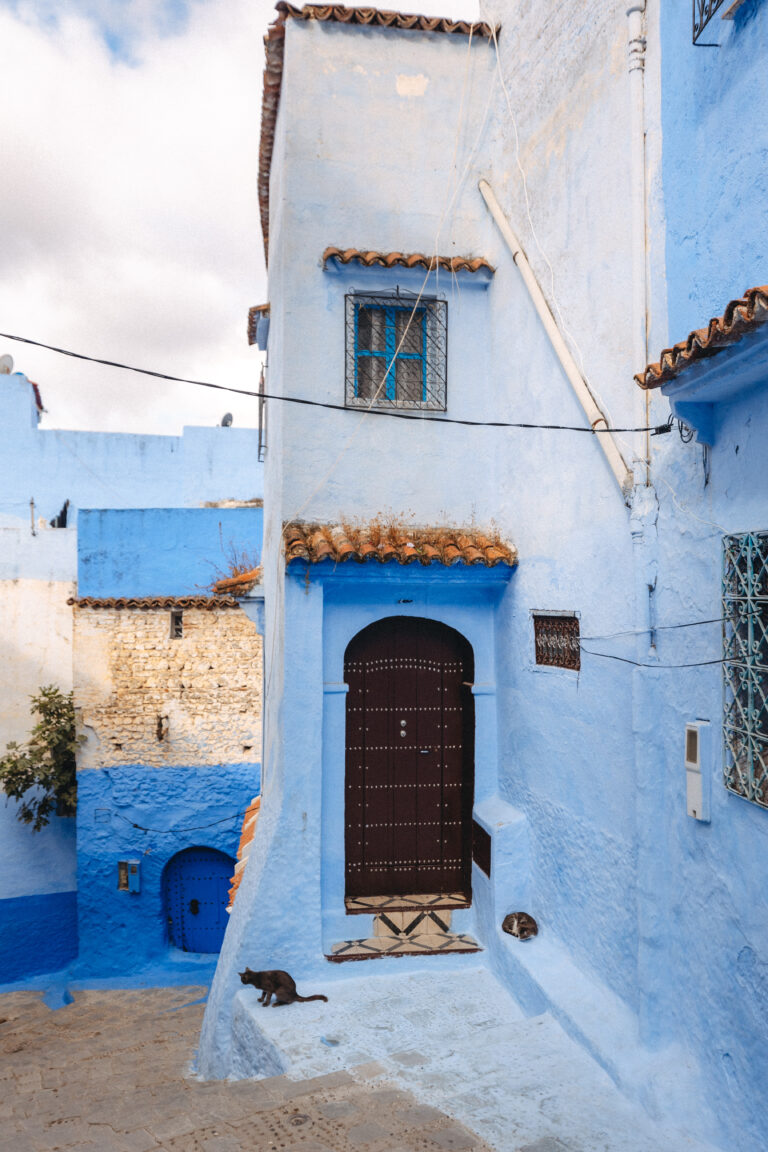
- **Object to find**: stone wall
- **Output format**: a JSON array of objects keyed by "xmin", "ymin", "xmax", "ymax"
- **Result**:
[{"xmin": 75, "ymin": 604, "xmax": 262, "ymax": 769}]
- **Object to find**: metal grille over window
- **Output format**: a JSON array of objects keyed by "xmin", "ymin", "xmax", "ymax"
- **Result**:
[
  {"xmin": 693, "ymin": 0, "xmax": 739, "ymax": 45},
  {"xmin": 533, "ymin": 614, "xmax": 580, "ymax": 671},
  {"xmin": 723, "ymin": 532, "xmax": 768, "ymax": 809},
  {"xmin": 345, "ymin": 293, "xmax": 447, "ymax": 411}
]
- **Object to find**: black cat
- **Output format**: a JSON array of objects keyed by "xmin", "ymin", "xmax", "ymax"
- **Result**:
[{"xmin": 239, "ymin": 967, "xmax": 328, "ymax": 1006}]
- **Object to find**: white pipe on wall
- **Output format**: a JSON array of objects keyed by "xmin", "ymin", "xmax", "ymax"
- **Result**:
[
  {"xmin": 627, "ymin": 1, "xmax": 649, "ymax": 483},
  {"xmin": 478, "ymin": 178, "xmax": 634, "ymax": 500}
]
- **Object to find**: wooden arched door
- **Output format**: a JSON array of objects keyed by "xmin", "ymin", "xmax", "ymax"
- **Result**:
[{"xmin": 344, "ymin": 616, "xmax": 475, "ymax": 901}]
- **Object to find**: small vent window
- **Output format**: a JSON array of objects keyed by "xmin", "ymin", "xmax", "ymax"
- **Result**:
[
  {"xmin": 723, "ymin": 532, "xmax": 768, "ymax": 809},
  {"xmin": 170, "ymin": 610, "xmax": 183, "ymax": 639},
  {"xmin": 533, "ymin": 614, "xmax": 580, "ymax": 671},
  {"xmin": 686, "ymin": 727, "xmax": 699, "ymax": 766}
]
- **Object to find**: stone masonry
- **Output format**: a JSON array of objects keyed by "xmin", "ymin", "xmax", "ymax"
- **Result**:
[{"xmin": 74, "ymin": 606, "xmax": 262, "ymax": 768}]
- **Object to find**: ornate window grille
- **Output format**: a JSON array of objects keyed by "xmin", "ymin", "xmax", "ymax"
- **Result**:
[
  {"xmin": 345, "ymin": 293, "xmax": 447, "ymax": 411},
  {"xmin": 723, "ymin": 532, "xmax": 768, "ymax": 809},
  {"xmin": 693, "ymin": 0, "xmax": 745, "ymax": 44},
  {"xmin": 533, "ymin": 614, "xmax": 580, "ymax": 671}
]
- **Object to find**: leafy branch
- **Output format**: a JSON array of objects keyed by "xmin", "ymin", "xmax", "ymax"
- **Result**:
[{"xmin": 0, "ymin": 687, "xmax": 81, "ymax": 831}]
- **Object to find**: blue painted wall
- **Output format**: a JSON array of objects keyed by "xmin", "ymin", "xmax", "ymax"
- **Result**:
[
  {"xmin": 77, "ymin": 506, "xmax": 263, "ymax": 598},
  {"xmin": 0, "ymin": 371, "xmax": 263, "ymax": 522},
  {"xmin": 0, "ymin": 369, "xmax": 263, "ymax": 985},
  {"xmin": 634, "ymin": 7, "xmax": 768, "ymax": 1148},
  {"xmin": 75, "ymin": 763, "xmax": 260, "ymax": 976},
  {"xmin": 661, "ymin": 1, "xmax": 768, "ymax": 338},
  {"xmin": 0, "ymin": 892, "xmax": 78, "ymax": 984},
  {"xmin": 0, "ymin": 804, "xmax": 78, "ymax": 983}
]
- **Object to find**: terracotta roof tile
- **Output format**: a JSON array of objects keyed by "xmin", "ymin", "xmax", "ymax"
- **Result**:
[
  {"xmin": 277, "ymin": 2, "xmax": 496, "ymax": 35},
  {"xmin": 68, "ymin": 596, "xmax": 241, "ymax": 609},
  {"xmin": 228, "ymin": 796, "xmax": 261, "ymax": 911},
  {"xmin": 212, "ymin": 567, "xmax": 263, "ymax": 596},
  {"xmin": 30, "ymin": 381, "xmax": 44, "ymax": 412},
  {"xmin": 323, "ymin": 248, "xmax": 494, "ymax": 274},
  {"xmin": 248, "ymin": 304, "xmax": 270, "ymax": 347},
  {"xmin": 636, "ymin": 285, "xmax": 768, "ymax": 389},
  {"xmin": 283, "ymin": 521, "xmax": 517, "ymax": 567},
  {"xmin": 259, "ymin": 4, "xmax": 499, "ymax": 258}
]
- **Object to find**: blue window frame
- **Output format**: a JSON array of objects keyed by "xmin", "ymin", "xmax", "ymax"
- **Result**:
[{"xmin": 345, "ymin": 293, "xmax": 447, "ymax": 410}]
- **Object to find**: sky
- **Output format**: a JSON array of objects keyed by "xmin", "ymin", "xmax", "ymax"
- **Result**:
[{"xmin": 0, "ymin": 0, "xmax": 478, "ymax": 436}]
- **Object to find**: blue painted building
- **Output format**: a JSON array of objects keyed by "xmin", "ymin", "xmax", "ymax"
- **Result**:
[
  {"xmin": 200, "ymin": 4, "xmax": 768, "ymax": 1151},
  {"xmin": 0, "ymin": 366, "xmax": 263, "ymax": 983}
]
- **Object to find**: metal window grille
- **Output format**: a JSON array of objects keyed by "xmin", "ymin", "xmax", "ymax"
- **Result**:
[
  {"xmin": 693, "ymin": 0, "xmax": 745, "ymax": 44},
  {"xmin": 533, "ymin": 614, "xmax": 580, "ymax": 671},
  {"xmin": 723, "ymin": 532, "xmax": 768, "ymax": 809},
  {"xmin": 345, "ymin": 293, "xmax": 447, "ymax": 411}
]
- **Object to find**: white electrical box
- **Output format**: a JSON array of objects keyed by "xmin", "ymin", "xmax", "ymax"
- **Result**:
[{"xmin": 685, "ymin": 721, "xmax": 711, "ymax": 822}]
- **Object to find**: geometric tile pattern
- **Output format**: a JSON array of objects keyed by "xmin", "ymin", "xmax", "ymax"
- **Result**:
[
  {"xmin": 328, "ymin": 903, "xmax": 481, "ymax": 962},
  {"xmin": 723, "ymin": 531, "xmax": 768, "ymax": 809},
  {"xmin": 345, "ymin": 891, "xmax": 471, "ymax": 915},
  {"xmin": 327, "ymin": 928, "xmax": 482, "ymax": 962}
]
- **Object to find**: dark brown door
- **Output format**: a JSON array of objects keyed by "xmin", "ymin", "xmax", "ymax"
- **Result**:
[{"xmin": 345, "ymin": 616, "xmax": 475, "ymax": 899}]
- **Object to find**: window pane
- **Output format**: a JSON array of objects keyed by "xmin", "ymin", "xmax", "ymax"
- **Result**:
[
  {"xmin": 357, "ymin": 307, "xmax": 387, "ymax": 352},
  {"xmin": 395, "ymin": 358, "xmax": 423, "ymax": 403},
  {"xmin": 357, "ymin": 356, "xmax": 390, "ymax": 400},
  {"xmin": 395, "ymin": 308, "xmax": 424, "ymax": 355}
]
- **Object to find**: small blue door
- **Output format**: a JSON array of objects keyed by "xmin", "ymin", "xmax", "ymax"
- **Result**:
[{"xmin": 164, "ymin": 846, "xmax": 235, "ymax": 953}]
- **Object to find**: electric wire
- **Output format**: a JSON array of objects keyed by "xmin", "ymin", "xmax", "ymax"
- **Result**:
[
  {"xmin": 0, "ymin": 330, "xmax": 672, "ymax": 435},
  {"xmin": 112, "ymin": 809, "xmax": 250, "ymax": 834},
  {"xmin": 579, "ymin": 648, "xmax": 724, "ymax": 669},
  {"xmin": 580, "ymin": 615, "xmax": 725, "ymax": 642}
]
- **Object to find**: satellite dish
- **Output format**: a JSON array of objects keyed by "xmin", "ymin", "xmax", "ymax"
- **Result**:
[
  {"xmin": 221, "ymin": 412, "xmax": 233, "ymax": 427},
  {"xmin": 0, "ymin": 354, "xmax": 14, "ymax": 374}
]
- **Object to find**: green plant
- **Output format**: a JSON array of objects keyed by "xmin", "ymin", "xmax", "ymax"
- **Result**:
[{"xmin": 0, "ymin": 687, "xmax": 80, "ymax": 830}]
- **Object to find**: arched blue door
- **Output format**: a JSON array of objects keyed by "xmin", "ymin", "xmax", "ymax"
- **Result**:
[{"xmin": 163, "ymin": 846, "xmax": 235, "ymax": 953}]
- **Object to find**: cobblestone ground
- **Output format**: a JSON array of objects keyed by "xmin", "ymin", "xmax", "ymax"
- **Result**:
[{"xmin": 0, "ymin": 985, "xmax": 492, "ymax": 1152}]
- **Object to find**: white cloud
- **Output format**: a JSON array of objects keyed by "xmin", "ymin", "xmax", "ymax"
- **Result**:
[
  {"xmin": 0, "ymin": 0, "xmax": 479, "ymax": 435},
  {"xmin": 0, "ymin": 0, "xmax": 271, "ymax": 433}
]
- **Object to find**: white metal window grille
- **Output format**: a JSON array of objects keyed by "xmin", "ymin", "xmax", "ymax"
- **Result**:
[
  {"xmin": 723, "ymin": 532, "xmax": 768, "ymax": 809},
  {"xmin": 345, "ymin": 293, "xmax": 447, "ymax": 411}
]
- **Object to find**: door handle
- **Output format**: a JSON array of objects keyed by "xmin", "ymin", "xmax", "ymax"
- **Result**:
[{"xmin": 189, "ymin": 899, "xmax": 200, "ymax": 915}]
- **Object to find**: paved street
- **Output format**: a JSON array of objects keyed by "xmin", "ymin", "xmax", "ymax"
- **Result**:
[{"xmin": 0, "ymin": 985, "xmax": 492, "ymax": 1152}]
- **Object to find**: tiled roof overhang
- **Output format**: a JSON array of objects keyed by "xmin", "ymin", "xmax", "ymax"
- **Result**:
[
  {"xmin": 284, "ymin": 521, "xmax": 517, "ymax": 567},
  {"xmin": 636, "ymin": 286, "xmax": 768, "ymax": 389},
  {"xmin": 68, "ymin": 596, "xmax": 241, "ymax": 609},
  {"xmin": 259, "ymin": 3, "xmax": 499, "ymax": 259},
  {"xmin": 212, "ymin": 567, "xmax": 263, "ymax": 595},
  {"xmin": 248, "ymin": 304, "xmax": 270, "ymax": 347},
  {"xmin": 323, "ymin": 247, "xmax": 494, "ymax": 274}
]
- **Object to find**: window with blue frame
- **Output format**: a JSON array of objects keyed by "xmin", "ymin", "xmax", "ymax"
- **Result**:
[
  {"xmin": 723, "ymin": 531, "xmax": 768, "ymax": 809},
  {"xmin": 344, "ymin": 293, "xmax": 447, "ymax": 410}
]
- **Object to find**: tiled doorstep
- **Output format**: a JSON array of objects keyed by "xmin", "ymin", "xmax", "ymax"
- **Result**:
[
  {"xmin": 345, "ymin": 891, "xmax": 471, "ymax": 914},
  {"xmin": 328, "ymin": 930, "xmax": 482, "ymax": 961},
  {"xmin": 230, "ymin": 967, "xmax": 723, "ymax": 1152}
]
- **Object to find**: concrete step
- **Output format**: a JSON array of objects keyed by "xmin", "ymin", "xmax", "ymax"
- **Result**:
[{"xmin": 228, "ymin": 966, "xmax": 723, "ymax": 1152}]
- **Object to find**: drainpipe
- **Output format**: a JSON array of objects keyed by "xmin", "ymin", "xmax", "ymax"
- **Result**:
[
  {"xmin": 478, "ymin": 179, "xmax": 634, "ymax": 501},
  {"xmin": 627, "ymin": 2, "xmax": 649, "ymax": 485}
]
